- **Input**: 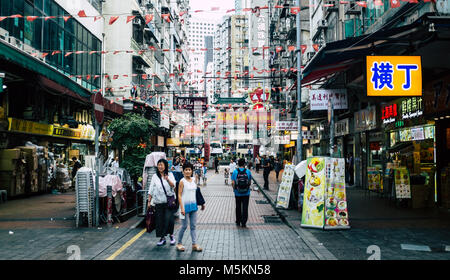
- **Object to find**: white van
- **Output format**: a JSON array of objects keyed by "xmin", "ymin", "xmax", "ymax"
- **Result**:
[{"xmin": 236, "ymin": 143, "xmax": 252, "ymax": 158}]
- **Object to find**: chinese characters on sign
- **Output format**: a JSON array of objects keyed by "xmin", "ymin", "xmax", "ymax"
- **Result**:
[
  {"xmin": 401, "ymin": 97, "xmax": 423, "ymax": 120},
  {"xmin": 381, "ymin": 103, "xmax": 398, "ymax": 124},
  {"xmin": 366, "ymin": 56, "xmax": 422, "ymax": 96},
  {"xmin": 275, "ymin": 121, "xmax": 298, "ymax": 131},
  {"xmin": 257, "ymin": 16, "xmax": 266, "ymax": 48},
  {"xmin": 309, "ymin": 89, "xmax": 348, "ymax": 111}
]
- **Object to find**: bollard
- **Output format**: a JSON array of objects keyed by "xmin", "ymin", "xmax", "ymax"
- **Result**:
[{"xmin": 107, "ymin": 185, "xmax": 113, "ymax": 227}]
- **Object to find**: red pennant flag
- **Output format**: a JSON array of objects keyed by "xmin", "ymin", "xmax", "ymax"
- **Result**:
[
  {"xmin": 275, "ymin": 5, "xmax": 284, "ymax": 8},
  {"xmin": 374, "ymin": 0, "xmax": 384, "ymax": 6},
  {"xmin": 179, "ymin": 11, "xmax": 187, "ymax": 16},
  {"xmin": 63, "ymin": 16, "xmax": 71, "ymax": 22},
  {"xmin": 145, "ymin": 14, "xmax": 153, "ymax": 24},
  {"xmin": 44, "ymin": 16, "xmax": 56, "ymax": 21},
  {"xmin": 86, "ymin": 75, "xmax": 91, "ymax": 80},
  {"xmin": 260, "ymin": 5, "xmax": 269, "ymax": 9},
  {"xmin": 194, "ymin": 10, "xmax": 204, "ymax": 13},
  {"xmin": 356, "ymin": 1, "xmax": 367, "ymax": 7},
  {"xmin": 176, "ymin": 48, "xmax": 182, "ymax": 53},
  {"xmin": 26, "ymin": 16, "xmax": 38, "ymax": 22},
  {"xmin": 78, "ymin": 10, "xmax": 87, "ymax": 18},
  {"xmin": 126, "ymin": 15, "xmax": 136, "ymax": 23},
  {"xmin": 226, "ymin": 9, "xmax": 235, "ymax": 13},
  {"xmin": 113, "ymin": 75, "xmax": 119, "ymax": 80},
  {"xmin": 211, "ymin": 7, "xmax": 220, "ymax": 11},
  {"xmin": 109, "ymin": 16, "xmax": 119, "ymax": 25},
  {"xmin": 42, "ymin": 53, "xmax": 49, "ymax": 58},
  {"xmin": 291, "ymin": 7, "xmax": 300, "ymax": 15},
  {"xmin": 313, "ymin": 44, "xmax": 319, "ymax": 52},
  {"xmin": 323, "ymin": 4, "xmax": 334, "ymax": 7},
  {"xmin": 288, "ymin": 45, "xmax": 295, "ymax": 52},
  {"xmin": 162, "ymin": 14, "xmax": 171, "ymax": 23},
  {"xmin": 10, "ymin": 14, "xmax": 23, "ymax": 18},
  {"xmin": 51, "ymin": 50, "xmax": 61, "ymax": 56},
  {"xmin": 301, "ymin": 45, "xmax": 307, "ymax": 54},
  {"xmin": 340, "ymin": 1, "xmax": 350, "ymax": 4},
  {"xmin": 408, "ymin": 0, "xmax": 418, "ymax": 2},
  {"xmin": 276, "ymin": 46, "xmax": 283, "ymax": 53},
  {"xmin": 243, "ymin": 8, "xmax": 252, "ymax": 12},
  {"xmin": 64, "ymin": 52, "xmax": 73, "ymax": 57},
  {"xmin": 94, "ymin": 16, "xmax": 102, "ymax": 22},
  {"xmin": 390, "ymin": 0, "xmax": 401, "ymax": 7},
  {"xmin": 0, "ymin": 17, "xmax": 7, "ymax": 22}
]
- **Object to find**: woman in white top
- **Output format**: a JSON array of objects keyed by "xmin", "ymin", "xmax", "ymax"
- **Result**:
[
  {"xmin": 176, "ymin": 162, "xmax": 205, "ymax": 252},
  {"xmin": 147, "ymin": 159, "xmax": 177, "ymax": 246}
]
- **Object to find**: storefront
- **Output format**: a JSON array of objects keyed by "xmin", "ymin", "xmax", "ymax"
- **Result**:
[{"xmin": 353, "ymin": 105, "xmax": 379, "ymax": 189}]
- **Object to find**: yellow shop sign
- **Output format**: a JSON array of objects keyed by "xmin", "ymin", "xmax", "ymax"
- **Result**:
[
  {"xmin": 366, "ymin": 56, "xmax": 422, "ymax": 97},
  {"xmin": 8, "ymin": 118, "xmax": 53, "ymax": 136}
]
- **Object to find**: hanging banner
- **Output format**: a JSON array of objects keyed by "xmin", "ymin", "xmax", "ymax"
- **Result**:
[
  {"xmin": 324, "ymin": 158, "xmax": 350, "ymax": 229},
  {"xmin": 301, "ymin": 157, "xmax": 326, "ymax": 228},
  {"xmin": 276, "ymin": 164, "xmax": 295, "ymax": 209},
  {"xmin": 309, "ymin": 89, "xmax": 348, "ymax": 111}
]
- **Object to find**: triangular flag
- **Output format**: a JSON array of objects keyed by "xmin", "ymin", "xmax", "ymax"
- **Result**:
[
  {"xmin": 78, "ymin": 10, "xmax": 87, "ymax": 18},
  {"xmin": 126, "ymin": 15, "xmax": 136, "ymax": 23},
  {"xmin": 390, "ymin": 0, "xmax": 401, "ymax": 7},
  {"xmin": 109, "ymin": 16, "xmax": 119, "ymax": 25},
  {"xmin": 26, "ymin": 16, "xmax": 38, "ymax": 22},
  {"xmin": 288, "ymin": 45, "xmax": 296, "ymax": 52},
  {"xmin": 291, "ymin": 7, "xmax": 301, "ymax": 15},
  {"xmin": 94, "ymin": 16, "xmax": 102, "ymax": 22},
  {"xmin": 63, "ymin": 16, "xmax": 71, "ymax": 22},
  {"xmin": 0, "ymin": 17, "xmax": 7, "ymax": 22},
  {"xmin": 301, "ymin": 45, "xmax": 307, "ymax": 54},
  {"xmin": 145, "ymin": 14, "xmax": 153, "ymax": 24}
]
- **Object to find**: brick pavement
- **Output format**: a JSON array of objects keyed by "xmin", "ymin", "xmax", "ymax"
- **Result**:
[{"xmin": 252, "ymin": 168, "xmax": 450, "ymax": 260}]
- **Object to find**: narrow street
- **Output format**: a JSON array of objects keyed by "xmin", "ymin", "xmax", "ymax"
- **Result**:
[{"xmin": 0, "ymin": 171, "xmax": 324, "ymax": 260}]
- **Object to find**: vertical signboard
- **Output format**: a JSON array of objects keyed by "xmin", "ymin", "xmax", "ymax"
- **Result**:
[
  {"xmin": 276, "ymin": 164, "xmax": 295, "ymax": 209},
  {"xmin": 301, "ymin": 157, "xmax": 326, "ymax": 228}
]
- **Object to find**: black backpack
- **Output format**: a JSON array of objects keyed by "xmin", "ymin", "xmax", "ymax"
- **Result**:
[{"xmin": 236, "ymin": 169, "xmax": 250, "ymax": 193}]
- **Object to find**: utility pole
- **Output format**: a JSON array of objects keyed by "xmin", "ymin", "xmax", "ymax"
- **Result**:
[{"xmin": 296, "ymin": 0, "xmax": 303, "ymax": 163}]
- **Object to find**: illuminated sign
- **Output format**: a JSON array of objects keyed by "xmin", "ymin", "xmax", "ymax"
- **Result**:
[
  {"xmin": 401, "ymin": 97, "xmax": 423, "ymax": 120},
  {"xmin": 366, "ymin": 56, "xmax": 422, "ymax": 96},
  {"xmin": 381, "ymin": 103, "xmax": 398, "ymax": 124}
]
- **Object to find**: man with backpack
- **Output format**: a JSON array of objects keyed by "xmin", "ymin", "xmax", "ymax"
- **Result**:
[{"xmin": 231, "ymin": 158, "xmax": 252, "ymax": 228}]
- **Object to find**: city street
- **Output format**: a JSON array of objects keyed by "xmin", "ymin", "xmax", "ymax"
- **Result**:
[{"xmin": 0, "ymin": 171, "xmax": 327, "ymax": 260}]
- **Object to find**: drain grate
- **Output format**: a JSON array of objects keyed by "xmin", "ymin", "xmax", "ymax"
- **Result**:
[
  {"xmin": 255, "ymin": 200, "xmax": 269, "ymax": 204},
  {"xmin": 262, "ymin": 215, "xmax": 282, "ymax": 224}
]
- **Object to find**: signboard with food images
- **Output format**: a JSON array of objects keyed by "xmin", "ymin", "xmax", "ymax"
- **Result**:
[
  {"xmin": 367, "ymin": 166, "xmax": 383, "ymax": 192},
  {"xmin": 394, "ymin": 167, "xmax": 411, "ymax": 199},
  {"xmin": 301, "ymin": 157, "xmax": 326, "ymax": 228},
  {"xmin": 324, "ymin": 158, "xmax": 350, "ymax": 230},
  {"xmin": 276, "ymin": 164, "xmax": 295, "ymax": 209}
]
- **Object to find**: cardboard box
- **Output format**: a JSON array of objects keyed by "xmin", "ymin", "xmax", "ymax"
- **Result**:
[
  {"xmin": 0, "ymin": 149, "xmax": 21, "ymax": 160},
  {"xmin": 0, "ymin": 159, "xmax": 17, "ymax": 171}
]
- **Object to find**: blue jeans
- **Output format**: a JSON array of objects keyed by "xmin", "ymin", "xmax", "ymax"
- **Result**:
[{"xmin": 177, "ymin": 211, "xmax": 198, "ymax": 244}]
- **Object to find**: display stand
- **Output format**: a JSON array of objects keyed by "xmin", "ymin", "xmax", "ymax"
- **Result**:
[{"xmin": 275, "ymin": 164, "xmax": 295, "ymax": 209}]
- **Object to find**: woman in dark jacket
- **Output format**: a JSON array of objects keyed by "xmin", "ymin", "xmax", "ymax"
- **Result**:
[{"xmin": 274, "ymin": 157, "xmax": 283, "ymax": 182}]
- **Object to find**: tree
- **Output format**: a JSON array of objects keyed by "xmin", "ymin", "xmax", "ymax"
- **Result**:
[{"xmin": 108, "ymin": 113, "xmax": 157, "ymax": 181}]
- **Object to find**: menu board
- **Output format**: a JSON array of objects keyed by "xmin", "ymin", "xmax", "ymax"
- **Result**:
[
  {"xmin": 301, "ymin": 157, "xmax": 326, "ymax": 228},
  {"xmin": 276, "ymin": 164, "xmax": 295, "ymax": 209},
  {"xmin": 367, "ymin": 166, "xmax": 383, "ymax": 192},
  {"xmin": 324, "ymin": 158, "xmax": 350, "ymax": 229},
  {"xmin": 394, "ymin": 168, "xmax": 411, "ymax": 199}
]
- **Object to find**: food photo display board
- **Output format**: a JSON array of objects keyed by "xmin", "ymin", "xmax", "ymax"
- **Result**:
[
  {"xmin": 394, "ymin": 167, "xmax": 411, "ymax": 199},
  {"xmin": 324, "ymin": 158, "xmax": 350, "ymax": 230},
  {"xmin": 276, "ymin": 164, "xmax": 295, "ymax": 209},
  {"xmin": 301, "ymin": 157, "xmax": 350, "ymax": 230}
]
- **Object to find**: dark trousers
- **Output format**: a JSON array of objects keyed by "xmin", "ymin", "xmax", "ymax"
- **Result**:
[
  {"xmin": 263, "ymin": 170, "xmax": 270, "ymax": 189},
  {"xmin": 235, "ymin": 195, "xmax": 250, "ymax": 226},
  {"xmin": 155, "ymin": 203, "xmax": 176, "ymax": 238}
]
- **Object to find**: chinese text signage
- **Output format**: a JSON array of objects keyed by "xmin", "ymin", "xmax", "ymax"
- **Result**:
[
  {"xmin": 366, "ymin": 56, "xmax": 422, "ymax": 96},
  {"xmin": 309, "ymin": 89, "xmax": 348, "ymax": 111}
]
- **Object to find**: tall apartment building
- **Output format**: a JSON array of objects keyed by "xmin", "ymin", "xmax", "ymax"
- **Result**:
[
  {"xmin": 103, "ymin": 0, "xmax": 189, "ymax": 115},
  {"xmin": 213, "ymin": 15, "xmax": 249, "ymax": 99},
  {"xmin": 187, "ymin": 17, "xmax": 216, "ymax": 95}
]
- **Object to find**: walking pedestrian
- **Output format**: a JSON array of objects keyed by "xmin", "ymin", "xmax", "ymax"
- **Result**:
[
  {"xmin": 231, "ymin": 158, "xmax": 252, "ymax": 228},
  {"xmin": 274, "ymin": 157, "xmax": 283, "ymax": 182},
  {"xmin": 71, "ymin": 157, "xmax": 82, "ymax": 179},
  {"xmin": 171, "ymin": 157, "xmax": 183, "ymax": 183},
  {"xmin": 348, "ymin": 153, "xmax": 354, "ymax": 186},
  {"xmin": 262, "ymin": 155, "xmax": 271, "ymax": 190},
  {"xmin": 176, "ymin": 162, "xmax": 205, "ymax": 252},
  {"xmin": 229, "ymin": 158, "xmax": 237, "ymax": 175},
  {"xmin": 214, "ymin": 157, "xmax": 219, "ymax": 173},
  {"xmin": 255, "ymin": 155, "xmax": 260, "ymax": 173},
  {"xmin": 147, "ymin": 159, "xmax": 177, "ymax": 246}
]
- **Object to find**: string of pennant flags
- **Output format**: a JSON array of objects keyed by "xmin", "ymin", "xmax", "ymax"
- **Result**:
[{"xmin": 0, "ymin": 0, "xmax": 435, "ymax": 24}]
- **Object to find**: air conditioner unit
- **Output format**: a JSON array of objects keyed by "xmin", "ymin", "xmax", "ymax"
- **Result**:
[
  {"xmin": 0, "ymin": 28, "xmax": 9, "ymax": 41},
  {"xmin": 135, "ymin": 65, "xmax": 145, "ymax": 71},
  {"xmin": 319, "ymin": 19, "xmax": 328, "ymax": 28}
]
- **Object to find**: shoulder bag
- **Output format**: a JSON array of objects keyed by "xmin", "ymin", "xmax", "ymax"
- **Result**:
[{"xmin": 159, "ymin": 176, "xmax": 178, "ymax": 210}]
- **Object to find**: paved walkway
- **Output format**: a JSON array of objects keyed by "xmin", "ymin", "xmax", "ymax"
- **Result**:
[{"xmin": 252, "ymin": 169, "xmax": 450, "ymax": 260}]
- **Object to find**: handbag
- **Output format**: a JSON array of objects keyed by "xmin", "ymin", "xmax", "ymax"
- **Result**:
[
  {"xmin": 159, "ymin": 176, "xmax": 178, "ymax": 210},
  {"xmin": 196, "ymin": 187, "xmax": 205, "ymax": 206},
  {"xmin": 145, "ymin": 206, "xmax": 156, "ymax": 233}
]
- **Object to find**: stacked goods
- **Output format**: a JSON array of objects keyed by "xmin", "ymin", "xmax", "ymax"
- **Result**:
[
  {"xmin": 56, "ymin": 163, "xmax": 71, "ymax": 191},
  {"xmin": 0, "ymin": 149, "xmax": 26, "ymax": 197},
  {"xmin": 16, "ymin": 146, "xmax": 39, "ymax": 193},
  {"xmin": 441, "ymin": 166, "xmax": 450, "ymax": 209}
]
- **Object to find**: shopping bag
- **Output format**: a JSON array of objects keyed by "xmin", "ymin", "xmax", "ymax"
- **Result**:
[{"xmin": 145, "ymin": 206, "xmax": 156, "ymax": 233}]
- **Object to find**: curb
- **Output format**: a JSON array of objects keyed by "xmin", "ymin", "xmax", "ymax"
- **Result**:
[{"xmin": 252, "ymin": 177, "xmax": 337, "ymax": 260}]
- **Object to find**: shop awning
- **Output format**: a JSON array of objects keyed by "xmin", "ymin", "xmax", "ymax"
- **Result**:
[
  {"xmin": 302, "ymin": 12, "xmax": 447, "ymax": 86},
  {"xmin": 0, "ymin": 41, "xmax": 92, "ymax": 100}
]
